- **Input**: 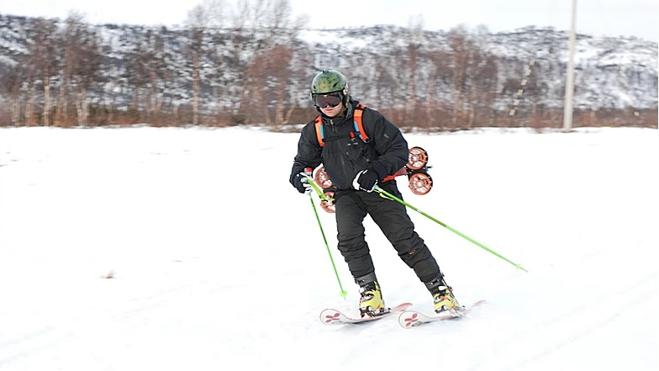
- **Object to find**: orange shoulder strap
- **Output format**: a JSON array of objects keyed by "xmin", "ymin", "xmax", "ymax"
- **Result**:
[
  {"xmin": 314, "ymin": 104, "xmax": 368, "ymax": 147},
  {"xmin": 353, "ymin": 104, "xmax": 368, "ymax": 142},
  {"xmin": 314, "ymin": 116, "xmax": 324, "ymax": 147}
]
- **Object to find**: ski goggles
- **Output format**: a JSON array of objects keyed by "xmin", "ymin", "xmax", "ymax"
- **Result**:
[{"xmin": 313, "ymin": 93, "xmax": 343, "ymax": 108}]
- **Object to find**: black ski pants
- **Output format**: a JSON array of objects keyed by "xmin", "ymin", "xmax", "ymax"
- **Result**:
[{"xmin": 334, "ymin": 182, "xmax": 442, "ymax": 288}]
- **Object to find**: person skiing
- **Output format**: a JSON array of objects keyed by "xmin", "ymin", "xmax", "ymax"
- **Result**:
[{"xmin": 289, "ymin": 69, "xmax": 459, "ymax": 317}]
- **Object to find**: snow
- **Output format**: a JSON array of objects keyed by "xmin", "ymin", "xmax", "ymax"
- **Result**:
[
  {"xmin": 0, "ymin": 126, "xmax": 657, "ymax": 370},
  {"xmin": 299, "ymin": 29, "xmax": 352, "ymax": 46}
]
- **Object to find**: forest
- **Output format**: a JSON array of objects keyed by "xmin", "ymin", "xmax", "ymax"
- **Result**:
[{"xmin": 0, "ymin": 0, "xmax": 656, "ymax": 129}]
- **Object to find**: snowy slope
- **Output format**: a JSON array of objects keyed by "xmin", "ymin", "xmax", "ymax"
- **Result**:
[{"xmin": 0, "ymin": 127, "xmax": 657, "ymax": 370}]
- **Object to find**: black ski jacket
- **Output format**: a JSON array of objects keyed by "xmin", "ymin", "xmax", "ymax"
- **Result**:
[{"xmin": 290, "ymin": 100, "xmax": 409, "ymax": 191}]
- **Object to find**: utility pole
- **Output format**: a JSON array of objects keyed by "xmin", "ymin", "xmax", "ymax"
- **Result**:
[{"xmin": 563, "ymin": 0, "xmax": 577, "ymax": 130}]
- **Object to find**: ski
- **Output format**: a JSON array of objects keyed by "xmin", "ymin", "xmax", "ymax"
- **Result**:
[
  {"xmin": 398, "ymin": 300, "xmax": 486, "ymax": 329},
  {"xmin": 320, "ymin": 302, "xmax": 412, "ymax": 325}
]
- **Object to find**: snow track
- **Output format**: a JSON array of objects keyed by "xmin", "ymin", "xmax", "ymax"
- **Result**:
[{"xmin": 0, "ymin": 127, "xmax": 656, "ymax": 370}]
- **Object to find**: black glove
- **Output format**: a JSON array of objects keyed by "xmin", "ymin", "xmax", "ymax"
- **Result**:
[
  {"xmin": 290, "ymin": 169, "xmax": 312, "ymax": 194},
  {"xmin": 352, "ymin": 169, "xmax": 379, "ymax": 192}
]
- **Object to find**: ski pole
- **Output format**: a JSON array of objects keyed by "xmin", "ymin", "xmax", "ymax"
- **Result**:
[
  {"xmin": 374, "ymin": 185, "xmax": 527, "ymax": 272},
  {"xmin": 303, "ymin": 173, "xmax": 348, "ymax": 298}
]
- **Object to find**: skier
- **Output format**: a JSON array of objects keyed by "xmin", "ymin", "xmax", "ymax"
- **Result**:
[{"xmin": 289, "ymin": 69, "xmax": 459, "ymax": 317}]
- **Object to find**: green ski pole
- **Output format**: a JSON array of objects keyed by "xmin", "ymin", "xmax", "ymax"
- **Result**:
[
  {"xmin": 304, "ymin": 173, "xmax": 330, "ymax": 202},
  {"xmin": 374, "ymin": 185, "xmax": 527, "ymax": 272},
  {"xmin": 303, "ymin": 174, "xmax": 348, "ymax": 298}
]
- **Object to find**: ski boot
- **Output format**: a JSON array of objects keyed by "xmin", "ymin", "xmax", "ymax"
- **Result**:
[
  {"xmin": 359, "ymin": 281, "xmax": 387, "ymax": 318},
  {"xmin": 427, "ymin": 275, "xmax": 460, "ymax": 313},
  {"xmin": 432, "ymin": 285, "xmax": 460, "ymax": 313}
]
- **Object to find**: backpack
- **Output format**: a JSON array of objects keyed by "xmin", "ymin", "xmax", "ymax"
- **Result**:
[{"xmin": 314, "ymin": 103, "xmax": 368, "ymax": 147}]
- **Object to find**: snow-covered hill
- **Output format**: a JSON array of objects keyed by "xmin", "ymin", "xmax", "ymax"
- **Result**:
[
  {"xmin": 301, "ymin": 25, "xmax": 658, "ymax": 110},
  {"xmin": 0, "ymin": 126, "xmax": 656, "ymax": 370},
  {"xmin": 0, "ymin": 14, "xmax": 657, "ymax": 114}
]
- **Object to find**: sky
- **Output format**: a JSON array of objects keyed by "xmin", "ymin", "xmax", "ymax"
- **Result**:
[{"xmin": 0, "ymin": 0, "xmax": 657, "ymax": 41}]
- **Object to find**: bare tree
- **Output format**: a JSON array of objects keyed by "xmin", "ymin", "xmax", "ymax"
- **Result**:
[
  {"xmin": 403, "ymin": 15, "xmax": 424, "ymax": 126},
  {"xmin": 50, "ymin": 14, "xmax": 104, "ymax": 126},
  {"xmin": 190, "ymin": 0, "xmax": 230, "ymax": 124},
  {"xmin": 143, "ymin": 28, "xmax": 172, "ymax": 123},
  {"xmin": 230, "ymin": 0, "xmax": 267, "ymax": 29},
  {"xmin": 0, "ymin": 63, "xmax": 26, "ymax": 125},
  {"xmin": 242, "ymin": 45, "xmax": 288, "ymax": 125},
  {"xmin": 266, "ymin": 0, "xmax": 292, "ymax": 37},
  {"xmin": 185, "ymin": 5, "xmax": 213, "ymax": 125},
  {"xmin": 447, "ymin": 25, "xmax": 490, "ymax": 128},
  {"xmin": 125, "ymin": 33, "xmax": 150, "ymax": 122},
  {"xmin": 201, "ymin": 0, "xmax": 227, "ymax": 26},
  {"xmin": 72, "ymin": 25, "xmax": 102, "ymax": 125},
  {"xmin": 56, "ymin": 13, "xmax": 82, "ymax": 125},
  {"xmin": 426, "ymin": 49, "xmax": 452, "ymax": 127},
  {"xmin": 473, "ymin": 54, "xmax": 499, "ymax": 126},
  {"xmin": 226, "ymin": 0, "xmax": 306, "ymax": 124},
  {"xmin": 27, "ymin": 18, "xmax": 60, "ymax": 125}
]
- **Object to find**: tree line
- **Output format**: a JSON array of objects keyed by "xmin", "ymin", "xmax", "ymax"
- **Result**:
[{"xmin": 0, "ymin": 1, "xmax": 655, "ymax": 129}]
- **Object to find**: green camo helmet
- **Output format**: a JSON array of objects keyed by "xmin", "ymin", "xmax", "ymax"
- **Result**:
[{"xmin": 310, "ymin": 69, "xmax": 349, "ymax": 96}]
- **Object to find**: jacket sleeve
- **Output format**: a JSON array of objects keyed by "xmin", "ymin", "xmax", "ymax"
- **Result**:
[
  {"xmin": 289, "ymin": 122, "xmax": 323, "ymax": 183},
  {"xmin": 362, "ymin": 108, "xmax": 409, "ymax": 179}
]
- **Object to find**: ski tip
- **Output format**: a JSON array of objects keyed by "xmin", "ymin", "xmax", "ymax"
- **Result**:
[
  {"xmin": 471, "ymin": 299, "xmax": 487, "ymax": 307},
  {"xmin": 319, "ymin": 308, "xmax": 342, "ymax": 325},
  {"xmin": 398, "ymin": 310, "xmax": 421, "ymax": 329}
]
